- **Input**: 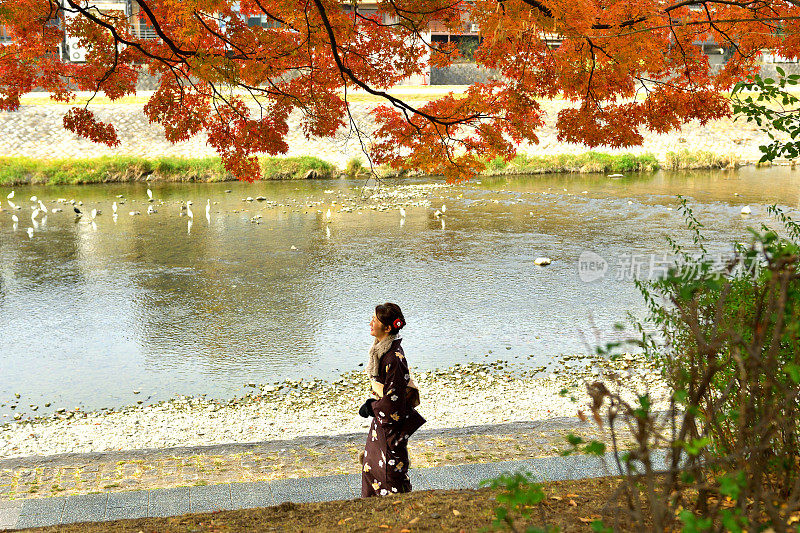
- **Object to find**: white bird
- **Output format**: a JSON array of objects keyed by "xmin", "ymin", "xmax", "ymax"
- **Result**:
[
  {"xmin": 187, "ymin": 219, "xmax": 193, "ymax": 235},
  {"xmin": 433, "ymin": 209, "xmax": 442, "ymax": 218},
  {"xmin": 26, "ymin": 227, "xmax": 33, "ymax": 238},
  {"xmin": 129, "ymin": 211, "xmax": 141, "ymax": 216},
  {"xmin": 30, "ymin": 196, "xmax": 37, "ymax": 203},
  {"xmin": 399, "ymin": 207, "xmax": 406, "ymax": 218},
  {"xmin": 147, "ymin": 205, "xmax": 155, "ymax": 214},
  {"xmin": 186, "ymin": 203, "xmax": 193, "ymax": 219},
  {"xmin": 326, "ymin": 226, "xmax": 331, "ymax": 238},
  {"xmin": 38, "ymin": 200, "xmax": 46, "ymax": 212},
  {"xmin": 11, "ymin": 214, "xmax": 18, "ymax": 223},
  {"xmin": 206, "ymin": 199, "xmax": 210, "ymax": 218},
  {"xmin": 534, "ymin": 257, "xmax": 552, "ymax": 266},
  {"xmin": 91, "ymin": 208, "xmax": 97, "ymax": 219},
  {"xmin": 146, "ymin": 188, "xmax": 153, "ymax": 200},
  {"xmin": 6, "ymin": 191, "xmax": 14, "ymax": 199},
  {"xmin": 441, "ymin": 204, "xmax": 447, "ymax": 214},
  {"xmin": 31, "ymin": 208, "xmax": 39, "ymax": 221},
  {"xmin": 741, "ymin": 205, "xmax": 752, "ymax": 215},
  {"xmin": 326, "ymin": 208, "xmax": 332, "ymax": 223},
  {"xmin": 8, "ymin": 200, "xmax": 17, "ymax": 209},
  {"xmin": 112, "ymin": 201, "xmax": 118, "ymax": 214}
]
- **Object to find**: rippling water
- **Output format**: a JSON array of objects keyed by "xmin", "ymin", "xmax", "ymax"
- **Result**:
[{"xmin": 1, "ymin": 168, "xmax": 798, "ymax": 417}]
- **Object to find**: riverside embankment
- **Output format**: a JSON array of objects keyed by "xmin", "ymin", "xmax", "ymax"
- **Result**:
[{"xmin": 0, "ymin": 90, "xmax": 772, "ymax": 176}]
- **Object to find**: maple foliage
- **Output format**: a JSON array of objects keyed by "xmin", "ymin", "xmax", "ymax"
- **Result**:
[{"xmin": 0, "ymin": 0, "xmax": 793, "ymax": 181}]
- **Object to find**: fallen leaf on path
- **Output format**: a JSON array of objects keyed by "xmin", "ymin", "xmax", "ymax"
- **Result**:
[
  {"xmin": 337, "ymin": 517, "xmax": 353, "ymax": 525},
  {"xmin": 453, "ymin": 509, "xmax": 461, "ymax": 515},
  {"xmin": 579, "ymin": 516, "xmax": 602, "ymax": 523}
]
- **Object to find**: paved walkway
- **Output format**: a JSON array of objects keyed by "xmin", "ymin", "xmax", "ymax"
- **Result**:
[
  {"xmin": 0, "ymin": 418, "xmax": 620, "ymax": 502},
  {"xmin": 0, "ymin": 450, "xmax": 668, "ymax": 530}
]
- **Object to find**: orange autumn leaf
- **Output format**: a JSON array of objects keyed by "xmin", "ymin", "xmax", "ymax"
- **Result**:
[{"xmin": 0, "ymin": 0, "xmax": 790, "ymax": 180}]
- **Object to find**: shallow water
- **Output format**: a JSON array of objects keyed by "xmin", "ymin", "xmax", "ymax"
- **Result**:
[{"xmin": 1, "ymin": 167, "xmax": 798, "ymax": 418}]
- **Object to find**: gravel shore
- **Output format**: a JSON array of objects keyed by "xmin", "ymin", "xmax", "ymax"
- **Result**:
[{"xmin": 1, "ymin": 354, "xmax": 668, "ymax": 460}]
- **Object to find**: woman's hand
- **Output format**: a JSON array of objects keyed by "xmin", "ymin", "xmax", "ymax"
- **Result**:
[{"xmin": 359, "ymin": 399, "xmax": 376, "ymax": 418}]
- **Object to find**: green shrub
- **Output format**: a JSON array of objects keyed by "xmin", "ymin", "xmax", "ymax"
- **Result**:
[
  {"xmin": 483, "ymin": 151, "xmax": 660, "ymax": 175},
  {"xmin": 259, "ymin": 156, "xmax": 335, "ymax": 179},
  {"xmin": 664, "ymin": 149, "xmax": 739, "ymax": 170},
  {"xmin": 344, "ymin": 157, "xmax": 367, "ymax": 178}
]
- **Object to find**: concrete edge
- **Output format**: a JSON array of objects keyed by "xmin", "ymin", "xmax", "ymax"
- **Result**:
[{"xmin": 0, "ymin": 500, "xmax": 22, "ymax": 531}]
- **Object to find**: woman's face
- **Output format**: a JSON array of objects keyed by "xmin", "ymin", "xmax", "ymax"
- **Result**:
[{"xmin": 370, "ymin": 313, "xmax": 390, "ymax": 339}]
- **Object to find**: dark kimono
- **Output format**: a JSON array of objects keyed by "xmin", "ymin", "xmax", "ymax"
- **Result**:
[{"xmin": 361, "ymin": 338, "xmax": 425, "ymax": 497}]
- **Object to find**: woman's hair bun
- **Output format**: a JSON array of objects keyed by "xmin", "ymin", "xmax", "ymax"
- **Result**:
[{"xmin": 376, "ymin": 303, "xmax": 405, "ymax": 334}]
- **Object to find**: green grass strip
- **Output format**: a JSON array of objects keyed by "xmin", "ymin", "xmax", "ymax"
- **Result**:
[
  {"xmin": 482, "ymin": 152, "xmax": 661, "ymax": 175},
  {"xmin": 0, "ymin": 155, "xmax": 336, "ymax": 186}
]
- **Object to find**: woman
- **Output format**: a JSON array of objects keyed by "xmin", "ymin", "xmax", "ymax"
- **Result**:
[{"xmin": 359, "ymin": 302, "xmax": 425, "ymax": 497}]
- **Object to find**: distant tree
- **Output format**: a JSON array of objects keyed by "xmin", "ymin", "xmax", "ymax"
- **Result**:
[{"xmin": 0, "ymin": 0, "xmax": 791, "ymax": 180}]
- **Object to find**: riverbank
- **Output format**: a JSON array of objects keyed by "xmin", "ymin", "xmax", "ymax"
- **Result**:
[
  {"xmin": 0, "ymin": 156, "xmax": 339, "ymax": 186},
  {"xmin": 0, "ymin": 352, "xmax": 663, "ymax": 505},
  {"xmin": 0, "ymin": 97, "xmax": 774, "ymax": 172},
  {"xmin": 0, "ymin": 352, "xmax": 667, "ymax": 461},
  {"xmin": 0, "ymin": 150, "xmax": 764, "ymax": 187}
]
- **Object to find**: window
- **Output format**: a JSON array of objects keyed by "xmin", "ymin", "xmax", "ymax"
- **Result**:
[
  {"xmin": 246, "ymin": 15, "xmax": 283, "ymax": 29},
  {"xmin": 0, "ymin": 24, "xmax": 13, "ymax": 44}
]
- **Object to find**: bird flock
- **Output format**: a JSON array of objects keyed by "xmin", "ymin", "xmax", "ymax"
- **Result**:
[
  {"xmin": 1, "ymin": 188, "xmax": 215, "ymax": 238},
  {"xmin": 1, "ymin": 185, "xmax": 448, "ymax": 241}
]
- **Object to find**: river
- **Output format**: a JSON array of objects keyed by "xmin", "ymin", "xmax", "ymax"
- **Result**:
[{"xmin": 0, "ymin": 167, "xmax": 797, "ymax": 419}]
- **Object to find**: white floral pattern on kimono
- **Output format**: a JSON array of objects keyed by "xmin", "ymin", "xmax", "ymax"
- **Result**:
[{"xmin": 361, "ymin": 339, "xmax": 425, "ymax": 498}]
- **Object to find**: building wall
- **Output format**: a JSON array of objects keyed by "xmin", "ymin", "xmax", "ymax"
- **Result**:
[{"xmin": 430, "ymin": 63, "xmax": 498, "ymax": 85}]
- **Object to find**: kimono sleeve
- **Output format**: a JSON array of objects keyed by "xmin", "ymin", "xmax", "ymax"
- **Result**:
[{"xmin": 371, "ymin": 352, "xmax": 408, "ymax": 428}]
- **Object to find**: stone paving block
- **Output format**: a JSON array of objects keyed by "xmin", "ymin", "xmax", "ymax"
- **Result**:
[
  {"xmin": 0, "ymin": 500, "xmax": 22, "ymax": 530},
  {"xmin": 522, "ymin": 455, "xmax": 580, "ymax": 482},
  {"xmin": 564, "ymin": 454, "xmax": 614, "ymax": 480},
  {"xmin": 106, "ymin": 490, "xmax": 149, "ymax": 520},
  {"xmin": 268, "ymin": 474, "xmax": 359, "ymax": 504},
  {"xmin": 413, "ymin": 464, "xmax": 485, "ymax": 491},
  {"xmin": 230, "ymin": 481, "xmax": 274, "ymax": 510},
  {"xmin": 190, "ymin": 483, "xmax": 233, "ymax": 513},
  {"xmin": 62, "ymin": 493, "xmax": 108, "ymax": 524},
  {"xmin": 16, "ymin": 496, "xmax": 65, "ymax": 529},
  {"xmin": 148, "ymin": 486, "xmax": 189, "ymax": 518}
]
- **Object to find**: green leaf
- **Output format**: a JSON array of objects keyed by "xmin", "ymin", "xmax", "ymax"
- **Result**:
[
  {"xmin": 591, "ymin": 520, "xmax": 613, "ymax": 533},
  {"xmin": 679, "ymin": 509, "xmax": 713, "ymax": 532},
  {"xmin": 584, "ymin": 441, "xmax": 606, "ymax": 456},
  {"xmin": 674, "ymin": 389, "xmax": 688, "ymax": 404},
  {"xmin": 718, "ymin": 470, "xmax": 746, "ymax": 500},
  {"xmin": 684, "ymin": 437, "xmax": 711, "ymax": 456},
  {"xmin": 784, "ymin": 363, "xmax": 800, "ymax": 383},
  {"xmin": 567, "ymin": 433, "xmax": 584, "ymax": 446}
]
